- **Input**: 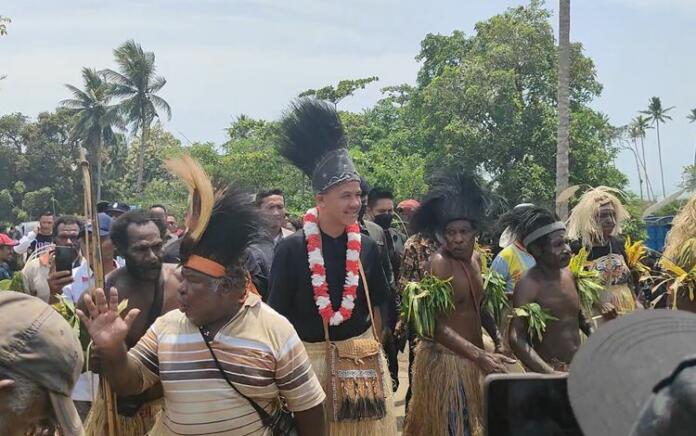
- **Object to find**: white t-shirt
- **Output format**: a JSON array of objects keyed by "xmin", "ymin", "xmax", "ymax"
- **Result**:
[{"xmin": 62, "ymin": 261, "xmax": 92, "ymax": 304}]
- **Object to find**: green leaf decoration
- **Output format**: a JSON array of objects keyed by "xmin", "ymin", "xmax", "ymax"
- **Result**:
[
  {"xmin": 513, "ymin": 302, "xmax": 557, "ymax": 343},
  {"xmin": 482, "ymin": 269, "xmax": 509, "ymax": 324},
  {"xmin": 569, "ymin": 248, "xmax": 603, "ymax": 315},
  {"xmin": 0, "ymin": 272, "xmax": 25, "ymax": 292},
  {"xmin": 400, "ymin": 273, "xmax": 455, "ymax": 338}
]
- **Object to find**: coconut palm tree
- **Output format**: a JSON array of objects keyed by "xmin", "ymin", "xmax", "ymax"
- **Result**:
[
  {"xmin": 641, "ymin": 97, "xmax": 674, "ymax": 198},
  {"xmin": 688, "ymin": 108, "xmax": 696, "ymax": 166},
  {"xmin": 626, "ymin": 126, "xmax": 645, "ymax": 200},
  {"xmin": 61, "ymin": 68, "xmax": 122, "ymax": 200},
  {"xmin": 630, "ymin": 115, "xmax": 654, "ymax": 200},
  {"xmin": 103, "ymin": 40, "xmax": 171, "ymax": 192},
  {"xmin": 555, "ymin": 0, "xmax": 571, "ymax": 218}
]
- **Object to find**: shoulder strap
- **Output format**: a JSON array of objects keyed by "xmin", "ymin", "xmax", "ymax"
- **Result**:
[
  {"xmin": 322, "ymin": 261, "xmax": 381, "ymax": 345},
  {"xmin": 199, "ymin": 327, "xmax": 272, "ymax": 423},
  {"xmin": 358, "ymin": 260, "xmax": 380, "ymax": 344}
]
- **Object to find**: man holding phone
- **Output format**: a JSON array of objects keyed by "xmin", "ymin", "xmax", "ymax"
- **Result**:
[
  {"xmin": 13, "ymin": 211, "xmax": 55, "ymax": 258},
  {"xmin": 22, "ymin": 216, "xmax": 82, "ymax": 304}
]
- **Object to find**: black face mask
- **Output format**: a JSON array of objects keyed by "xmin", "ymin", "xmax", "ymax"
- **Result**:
[{"xmin": 373, "ymin": 213, "xmax": 394, "ymax": 230}]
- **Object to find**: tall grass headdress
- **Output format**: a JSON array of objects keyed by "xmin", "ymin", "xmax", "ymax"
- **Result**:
[
  {"xmin": 566, "ymin": 186, "xmax": 629, "ymax": 248},
  {"xmin": 663, "ymin": 193, "xmax": 696, "ymax": 265}
]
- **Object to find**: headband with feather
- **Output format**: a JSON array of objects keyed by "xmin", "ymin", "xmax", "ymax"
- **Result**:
[
  {"xmin": 277, "ymin": 98, "xmax": 360, "ymax": 193},
  {"xmin": 165, "ymin": 154, "xmax": 214, "ymax": 243},
  {"xmin": 166, "ymin": 155, "xmax": 260, "ymax": 278}
]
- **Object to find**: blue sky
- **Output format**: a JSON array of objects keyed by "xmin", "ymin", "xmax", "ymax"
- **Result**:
[{"xmin": 1, "ymin": 0, "xmax": 693, "ymax": 198}]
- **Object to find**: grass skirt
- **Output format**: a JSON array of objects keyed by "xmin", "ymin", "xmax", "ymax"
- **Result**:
[
  {"xmin": 302, "ymin": 328, "xmax": 397, "ymax": 436},
  {"xmin": 403, "ymin": 341, "xmax": 484, "ymax": 436},
  {"xmin": 84, "ymin": 386, "xmax": 161, "ymax": 436}
]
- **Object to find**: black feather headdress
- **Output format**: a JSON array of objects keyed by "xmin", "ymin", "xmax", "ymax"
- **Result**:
[
  {"xmin": 277, "ymin": 98, "xmax": 360, "ymax": 193},
  {"xmin": 166, "ymin": 155, "xmax": 260, "ymax": 277},
  {"xmin": 411, "ymin": 170, "xmax": 492, "ymax": 237},
  {"xmin": 181, "ymin": 188, "xmax": 259, "ymax": 269}
]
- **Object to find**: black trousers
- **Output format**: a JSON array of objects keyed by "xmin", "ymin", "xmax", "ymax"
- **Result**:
[
  {"xmin": 383, "ymin": 336, "xmax": 399, "ymax": 392},
  {"xmin": 405, "ymin": 328, "xmax": 417, "ymax": 410}
]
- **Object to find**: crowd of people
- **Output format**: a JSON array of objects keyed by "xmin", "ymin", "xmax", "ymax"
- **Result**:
[{"xmin": 0, "ymin": 98, "xmax": 695, "ymax": 436}]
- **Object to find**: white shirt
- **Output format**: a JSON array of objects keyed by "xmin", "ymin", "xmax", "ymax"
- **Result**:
[
  {"xmin": 62, "ymin": 260, "xmax": 92, "ymax": 304},
  {"xmin": 62, "ymin": 258, "xmax": 121, "ymax": 304}
]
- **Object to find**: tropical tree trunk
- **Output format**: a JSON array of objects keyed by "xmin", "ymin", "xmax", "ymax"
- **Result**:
[
  {"xmin": 639, "ymin": 134, "xmax": 655, "ymax": 201},
  {"xmin": 655, "ymin": 121, "xmax": 666, "ymax": 198},
  {"xmin": 135, "ymin": 118, "xmax": 147, "ymax": 192},
  {"xmin": 555, "ymin": 0, "xmax": 571, "ymax": 219},
  {"xmin": 96, "ymin": 134, "xmax": 102, "ymax": 201},
  {"xmin": 631, "ymin": 139, "xmax": 644, "ymax": 200}
]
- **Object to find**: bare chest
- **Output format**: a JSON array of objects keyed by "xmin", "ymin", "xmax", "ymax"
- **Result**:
[
  {"xmin": 450, "ymin": 262, "xmax": 483, "ymax": 310},
  {"xmin": 535, "ymin": 277, "xmax": 580, "ymax": 320}
]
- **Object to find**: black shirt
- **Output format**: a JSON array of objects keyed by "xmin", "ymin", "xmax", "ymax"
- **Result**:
[
  {"xmin": 571, "ymin": 236, "xmax": 628, "ymax": 263},
  {"xmin": 245, "ymin": 232, "xmax": 276, "ymax": 300},
  {"xmin": 29, "ymin": 233, "xmax": 53, "ymax": 256},
  {"xmin": 268, "ymin": 230, "xmax": 389, "ymax": 342}
]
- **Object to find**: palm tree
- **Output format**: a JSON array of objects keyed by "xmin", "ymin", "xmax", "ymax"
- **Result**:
[
  {"xmin": 555, "ymin": 0, "xmax": 571, "ymax": 218},
  {"xmin": 62, "ymin": 68, "xmax": 122, "ymax": 200},
  {"xmin": 103, "ymin": 40, "xmax": 171, "ymax": 192},
  {"xmin": 626, "ymin": 126, "xmax": 645, "ymax": 200},
  {"xmin": 630, "ymin": 115, "xmax": 654, "ymax": 200},
  {"xmin": 687, "ymin": 108, "xmax": 696, "ymax": 166},
  {"xmin": 641, "ymin": 97, "xmax": 674, "ymax": 198}
]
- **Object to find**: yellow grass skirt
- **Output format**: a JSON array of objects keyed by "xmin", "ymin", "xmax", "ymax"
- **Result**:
[
  {"xmin": 403, "ymin": 341, "xmax": 484, "ymax": 436},
  {"xmin": 84, "ymin": 387, "xmax": 162, "ymax": 436},
  {"xmin": 302, "ymin": 328, "xmax": 397, "ymax": 436}
]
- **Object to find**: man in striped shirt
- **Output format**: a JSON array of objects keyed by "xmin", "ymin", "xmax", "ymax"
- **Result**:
[{"xmin": 77, "ymin": 161, "xmax": 326, "ymax": 436}]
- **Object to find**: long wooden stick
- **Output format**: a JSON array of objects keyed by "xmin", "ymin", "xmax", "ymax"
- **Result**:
[{"xmin": 80, "ymin": 149, "xmax": 118, "ymax": 436}]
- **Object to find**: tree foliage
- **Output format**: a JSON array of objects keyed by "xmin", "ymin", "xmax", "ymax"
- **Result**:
[
  {"xmin": 0, "ymin": 110, "xmax": 81, "ymax": 225},
  {"xmin": 391, "ymin": 1, "xmax": 623, "ymax": 206},
  {"xmin": 299, "ymin": 77, "xmax": 379, "ymax": 108}
]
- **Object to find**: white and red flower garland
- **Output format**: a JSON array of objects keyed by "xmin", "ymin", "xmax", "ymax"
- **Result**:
[{"xmin": 303, "ymin": 207, "xmax": 361, "ymax": 326}]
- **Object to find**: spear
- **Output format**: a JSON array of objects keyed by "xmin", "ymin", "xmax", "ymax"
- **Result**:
[{"xmin": 80, "ymin": 148, "xmax": 118, "ymax": 436}]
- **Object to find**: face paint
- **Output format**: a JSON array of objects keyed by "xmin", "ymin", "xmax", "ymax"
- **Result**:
[{"xmin": 597, "ymin": 203, "xmax": 616, "ymax": 239}]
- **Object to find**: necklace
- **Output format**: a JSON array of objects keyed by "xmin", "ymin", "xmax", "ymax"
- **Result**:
[{"xmin": 303, "ymin": 208, "xmax": 362, "ymax": 326}]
